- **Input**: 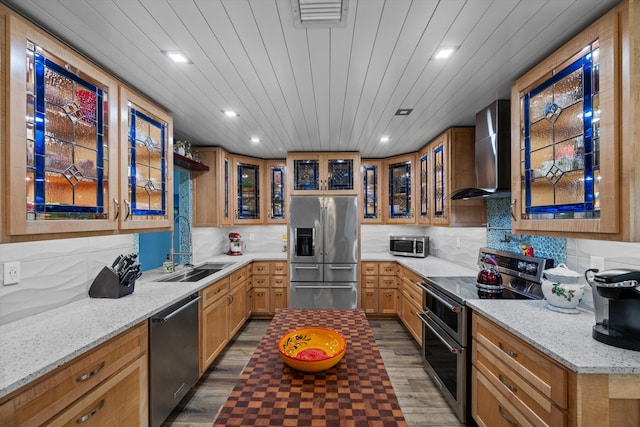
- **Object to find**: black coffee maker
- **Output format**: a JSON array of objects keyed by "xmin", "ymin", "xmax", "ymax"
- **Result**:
[{"xmin": 585, "ymin": 268, "xmax": 640, "ymax": 351}]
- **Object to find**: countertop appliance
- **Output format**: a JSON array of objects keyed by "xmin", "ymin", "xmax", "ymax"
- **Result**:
[
  {"xmin": 150, "ymin": 293, "xmax": 201, "ymax": 427},
  {"xmin": 389, "ymin": 235, "xmax": 428, "ymax": 258},
  {"xmin": 451, "ymin": 100, "xmax": 511, "ymax": 200},
  {"xmin": 417, "ymin": 247, "xmax": 552, "ymax": 423},
  {"xmin": 289, "ymin": 196, "xmax": 358, "ymax": 309},
  {"xmin": 586, "ymin": 268, "xmax": 640, "ymax": 351}
]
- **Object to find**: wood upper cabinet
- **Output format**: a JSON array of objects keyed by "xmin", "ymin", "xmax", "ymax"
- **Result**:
[
  {"xmin": 3, "ymin": 8, "xmax": 173, "ymax": 239},
  {"xmin": 118, "ymin": 86, "xmax": 173, "ymax": 230},
  {"xmin": 232, "ymin": 155, "xmax": 264, "ymax": 225},
  {"xmin": 511, "ymin": 3, "xmax": 640, "ymax": 241},
  {"xmin": 264, "ymin": 160, "xmax": 287, "ymax": 224},
  {"xmin": 383, "ymin": 153, "xmax": 416, "ymax": 224},
  {"xmin": 287, "ymin": 152, "xmax": 360, "ymax": 195},
  {"xmin": 360, "ymin": 159, "xmax": 383, "ymax": 223},
  {"xmin": 193, "ymin": 147, "xmax": 232, "ymax": 227},
  {"xmin": 5, "ymin": 12, "xmax": 121, "ymax": 238},
  {"xmin": 424, "ymin": 128, "xmax": 485, "ymax": 227},
  {"xmin": 417, "ymin": 146, "xmax": 431, "ymax": 225}
]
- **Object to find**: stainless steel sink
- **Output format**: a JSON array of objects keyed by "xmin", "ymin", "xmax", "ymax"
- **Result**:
[{"xmin": 157, "ymin": 263, "xmax": 232, "ymax": 282}]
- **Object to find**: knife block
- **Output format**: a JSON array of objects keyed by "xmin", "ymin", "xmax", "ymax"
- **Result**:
[{"xmin": 89, "ymin": 266, "xmax": 135, "ymax": 298}]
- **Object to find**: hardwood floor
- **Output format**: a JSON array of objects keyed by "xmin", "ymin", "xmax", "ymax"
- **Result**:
[{"xmin": 162, "ymin": 317, "xmax": 465, "ymax": 427}]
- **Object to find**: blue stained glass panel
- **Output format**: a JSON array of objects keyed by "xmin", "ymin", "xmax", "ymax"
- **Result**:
[
  {"xmin": 433, "ymin": 146, "xmax": 445, "ymax": 217},
  {"xmin": 26, "ymin": 42, "xmax": 108, "ymax": 220},
  {"xmin": 328, "ymin": 159, "xmax": 353, "ymax": 191},
  {"xmin": 420, "ymin": 154, "xmax": 428, "ymax": 217},
  {"xmin": 238, "ymin": 163, "xmax": 260, "ymax": 219},
  {"xmin": 271, "ymin": 167, "xmax": 285, "ymax": 219},
  {"xmin": 294, "ymin": 160, "xmax": 319, "ymax": 190},
  {"xmin": 363, "ymin": 165, "xmax": 377, "ymax": 218},
  {"xmin": 388, "ymin": 162, "xmax": 411, "ymax": 218}
]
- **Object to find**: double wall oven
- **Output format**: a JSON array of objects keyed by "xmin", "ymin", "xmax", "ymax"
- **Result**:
[{"xmin": 417, "ymin": 248, "xmax": 553, "ymax": 423}]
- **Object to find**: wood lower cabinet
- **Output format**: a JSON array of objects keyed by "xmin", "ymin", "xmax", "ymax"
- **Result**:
[
  {"xmin": 397, "ymin": 265, "xmax": 423, "ymax": 345},
  {"xmin": 251, "ymin": 261, "xmax": 289, "ymax": 315},
  {"xmin": 0, "ymin": 322, "xmax": 148, "ymax": 426},
  {"xmin": 472, "ymin": 312, "xmax": 568, "ymax": 427},
  {"xmin": 361, "ymin": 261, "xmax": 397, "ymax": 315}
]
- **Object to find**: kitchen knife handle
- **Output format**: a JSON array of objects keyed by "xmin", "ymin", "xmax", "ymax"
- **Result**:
[{"xmin": 113, "ymin": 198, "xmax": 120, "ymax": 220}]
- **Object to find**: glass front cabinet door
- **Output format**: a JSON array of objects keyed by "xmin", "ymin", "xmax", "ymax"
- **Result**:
[
  {"xmin": 7, "ymin": 16, "xmax": 120, "ymax": 236},
  {"xmin": 265, "ymin": 160, "xmax": 286, "ymax": 224},
  {"xmin": 233, "ymin": 156, "xmax": 264, "ymax": 225},
  {"xmin": 383, "ymin": 154, "xmax": 415, "ymax": 224},
  {"xmin": 119, "ymin": 87, "xmax": 173, "ymax": 230},
  {"xmin": 287, "ymin": 153, "xmax": 360, "ymax": 195},
  {"xmin": 511, "ymin": 10, "xmax": 622, "ymax": 237},
  {"xmin": 417, "ymin": 148, "xmax": 430, "ymax": 225},
  {"xmin": 361, "ymin": 159, "xmax": 382, "ymax": 223}
]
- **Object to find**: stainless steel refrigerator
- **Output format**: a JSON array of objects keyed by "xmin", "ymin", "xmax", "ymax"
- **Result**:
[{"xmin": 289, "ymin": 196, "xmax": 359, "ymax": 309}]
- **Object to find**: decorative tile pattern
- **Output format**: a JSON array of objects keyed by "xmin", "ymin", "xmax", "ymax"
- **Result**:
[{"xmin": 213, "ymin": 309, "xmax": 407, "ymax": 427}]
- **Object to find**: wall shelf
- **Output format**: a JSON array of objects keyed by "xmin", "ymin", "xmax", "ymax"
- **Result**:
[{"xmin": 174, "ymin": 152, "xmax": 209, "ymax": 171}]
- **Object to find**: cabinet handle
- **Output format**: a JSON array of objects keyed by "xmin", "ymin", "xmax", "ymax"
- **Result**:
[
  {"xmin": 123, "ymin": 199, "xmax": 131, "ymax": 221},
  {"xmin": 498, "ymin": 342, "xmax": 518, "ymax": 358},
  {"xmin": 499, "ymin": 374, "xmax": 518, "ymax": 393},
  {"xmin": 498, "ymin": 406, "xmax": 518, "ymax": 427},
  {"xmin": 510, "ymin": 199, "xmax": 517, "ymax": 221},
  {"xmin": 76, "ymin": 361, "xmax": 105, "ymax": 383},
  {"xmin": 113, "ymin": 199, "xmax": 120, "ymax": 220},
  {"xmin": 76, "ymin": 399, "xmax": 104, "ymax": 424}
]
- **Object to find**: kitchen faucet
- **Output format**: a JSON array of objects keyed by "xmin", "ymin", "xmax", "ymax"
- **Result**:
[{"xmin": 170, "ymin": 214, "xmax": 193, "ymax": 269}]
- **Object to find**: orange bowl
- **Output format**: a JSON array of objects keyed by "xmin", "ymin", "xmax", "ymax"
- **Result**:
[{"xmin": 278, "ymin": 327, "xmax": 346, "ymax": 372}]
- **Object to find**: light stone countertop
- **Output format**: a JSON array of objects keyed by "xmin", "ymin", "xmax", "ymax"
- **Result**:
[
  {"xmin": 360, "ymin": 252, "xmax": 477, "ymax": 277},
  {"xmin": 467, "ymin": 299, "xmax": 640, "ymax": 374},
  {"xmin": 0, "ymin": 252, "xmax": 285, "ymax": 399}
]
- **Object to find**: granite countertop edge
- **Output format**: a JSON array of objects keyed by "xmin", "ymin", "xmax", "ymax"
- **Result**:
[{"xmin": 0, "ymin": 252, "xmax": 285, "ymax": 399}]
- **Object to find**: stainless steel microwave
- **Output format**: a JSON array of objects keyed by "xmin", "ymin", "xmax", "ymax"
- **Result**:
[{"xmin": 389, "ymin": 235, "xmax": 429, "ymax": 258}]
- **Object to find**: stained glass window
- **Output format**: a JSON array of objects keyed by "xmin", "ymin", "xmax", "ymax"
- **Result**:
[
  {"xmin": 420, "ymin": 154, "xmax": 429, "ymax": 218},
  {"xmin": 327, "ymin": 159, "xmax": 353, "ymax": 191},
  {"xmin": 521, "ymin": 41, "xmax": 600, "ymax": 219},
  {"xmin": 433, "ymin": 145, "xmax": 445, "ymax": 217},
  {"xmin": 271, "ymin": 167, "xmax": 285, "ymax": 219},
  {"xmin": 388, "ymin": 162, "xmax": 411, "ymax": 218},
  {"xmin": 26, "ymin": 41, "xmax": 108, "ymax": 220},
  {"xmin": 238, "ymin": 163, "xmax": 260, "ymax": 219},
  {"xmin": 294, "ymin": 159, "xmax": 319, "ymax": 190}
]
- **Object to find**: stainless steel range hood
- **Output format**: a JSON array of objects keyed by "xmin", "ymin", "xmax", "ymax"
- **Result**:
[{"xmin": 451, "ymin": 100, "xmax": 511, "ymax": 200}]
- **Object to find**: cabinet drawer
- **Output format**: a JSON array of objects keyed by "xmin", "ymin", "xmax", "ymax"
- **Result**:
[
  {"xmin": 271, "ymin": 262, "xmax": 287, "ymax": 276},
  {"xmin": 474, "ymin": 339, "xmax": 566, "ymax": 426},
  {"xmin": 380, "ymin": 277, "xmax": 397, "ymax": 288},
  {"xmin": 252, "ymin": 275, "xmax": 270, "ymax": 287},
  {"xmin": 46, "ymin": 355, "xmax": 147, "ymax": 427},
  {"xmin": 401, "ymin": 281, "xmax": 422, "ymax": 308},
  {"xmin": 0, "ymin": 322, "xmax": 147, "ymax": 427},
  {"xmin": 361, "ymin": 275, "xmax": 378, "ymax": 289},
  {"xmin": 399, "ymin": 266, "xmax": 422, "ymax": 287},
  {"xmin": 272, "ymin": 276, "xmax": 288, "ymax": 288},
  {"xmin": 379, "ymin": 262, "xmax": 397, "ymax": 276},
  {"xmin": 201, "ymin": 277, "xmax": 229, "ymax": 307},
  {"xmin": 253, "ymin": 262, "xmax": 270, "ymax": 275},
  {"xmin": 473, "ymin": 366, "xmax": 537, "ymax": 427},
  {"xmin": 473, "ymin": 314, "xmax": 567, "ymax": 408},
  {"xmin": 361, "ymin": 262, "xmax": 379, "ymax": 276},
  {"xmin": 230, "ymin": 266, "xmax": 248, "ymax": 286}
]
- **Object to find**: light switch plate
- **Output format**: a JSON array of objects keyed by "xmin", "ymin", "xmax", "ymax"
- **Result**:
[{"xmin": 3, "ymin": 261, "xmax": 20, "ymax": 285}]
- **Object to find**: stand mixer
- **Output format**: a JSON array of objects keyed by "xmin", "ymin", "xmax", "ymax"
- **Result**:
[{"xmin": 227, "ymin": 232, "xmax": 244, "ymax": 256}]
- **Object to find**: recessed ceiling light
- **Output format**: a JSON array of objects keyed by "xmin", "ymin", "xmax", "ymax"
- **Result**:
[
  {"xmin": 162, "ymin": 50, "xmax": 192, "ymax": 64},
  {"xmin": 250, "ymin": 137, "xmax": 261, "ymax": 143},
  {"xmin": 433, "ymin": 46, "xmax": 457, "ymax": 60},
  {"xmin": 380, "ymin": 136, "xmax": 390, "ymax": 143},
  {"xmin": 223, "ymin": 110, "xmax": 239, "ymax": 118},
  {"xmin": 395, "ymin": 108, "xmax": 413, "ymax": 116}
]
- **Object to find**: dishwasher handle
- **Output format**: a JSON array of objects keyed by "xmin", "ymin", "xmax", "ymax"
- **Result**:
[{"xmin": 153, "ymin": 295, "xmax": 201, "ymax": 324}]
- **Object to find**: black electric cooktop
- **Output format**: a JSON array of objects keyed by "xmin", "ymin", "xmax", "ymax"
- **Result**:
[{"xmin": 423, "ymin": 275, "xmax": 543, "ymax": 305}]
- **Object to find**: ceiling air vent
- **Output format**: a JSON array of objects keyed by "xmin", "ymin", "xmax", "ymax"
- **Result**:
[{"xmin": 291, "ymin": 0, "xmax": 349, "ymax": 28}]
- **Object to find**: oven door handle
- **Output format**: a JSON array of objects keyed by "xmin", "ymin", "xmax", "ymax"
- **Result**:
[
  {"xmin": 418, "ymin": 283, "xmax": 462, "ymax": 313},
  {"xmin": 417, "ymin": 312, "xmax": 462, "ymax": 354}
]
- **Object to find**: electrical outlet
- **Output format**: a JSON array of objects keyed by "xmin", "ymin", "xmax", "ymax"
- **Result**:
[
  {"xmin": 249, "ymin": 233, "xmax": 255, "ymax": 241},
  {"xmin": 456, "ymin": 237, "xmax": 461, "ymax": 249},
  {"xmin": 590, "ymin": 256, "xmax": 605, "ymax": 272},
  {"xmin": 3, "ymin": 261, "xmax": 20, "ymax": 285}
]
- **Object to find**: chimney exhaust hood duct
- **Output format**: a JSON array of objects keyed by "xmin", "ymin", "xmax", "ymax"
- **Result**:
[{"xmin": 451, "ymin": 100, "xmax": 511, "ymax": 200}]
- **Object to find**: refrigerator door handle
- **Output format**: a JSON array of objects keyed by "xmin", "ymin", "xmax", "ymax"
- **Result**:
[
  {"xmin": 293, "ymin": 265, "xmax": 320, "ymax": 270},
  {"xmin": 328, "ymin": 265, "xmax": 354, "ymax": 270}
]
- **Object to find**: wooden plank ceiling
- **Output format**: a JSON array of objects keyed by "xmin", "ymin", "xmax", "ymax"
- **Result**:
[{"xmin": 2, "ymin": 0, "xmax": 620, "ymax": 159}]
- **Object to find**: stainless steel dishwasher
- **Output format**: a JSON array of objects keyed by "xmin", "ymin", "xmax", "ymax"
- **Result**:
[{"xmin": 150, "ymin": 293, "xmax": 201, "ymax": 427}]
